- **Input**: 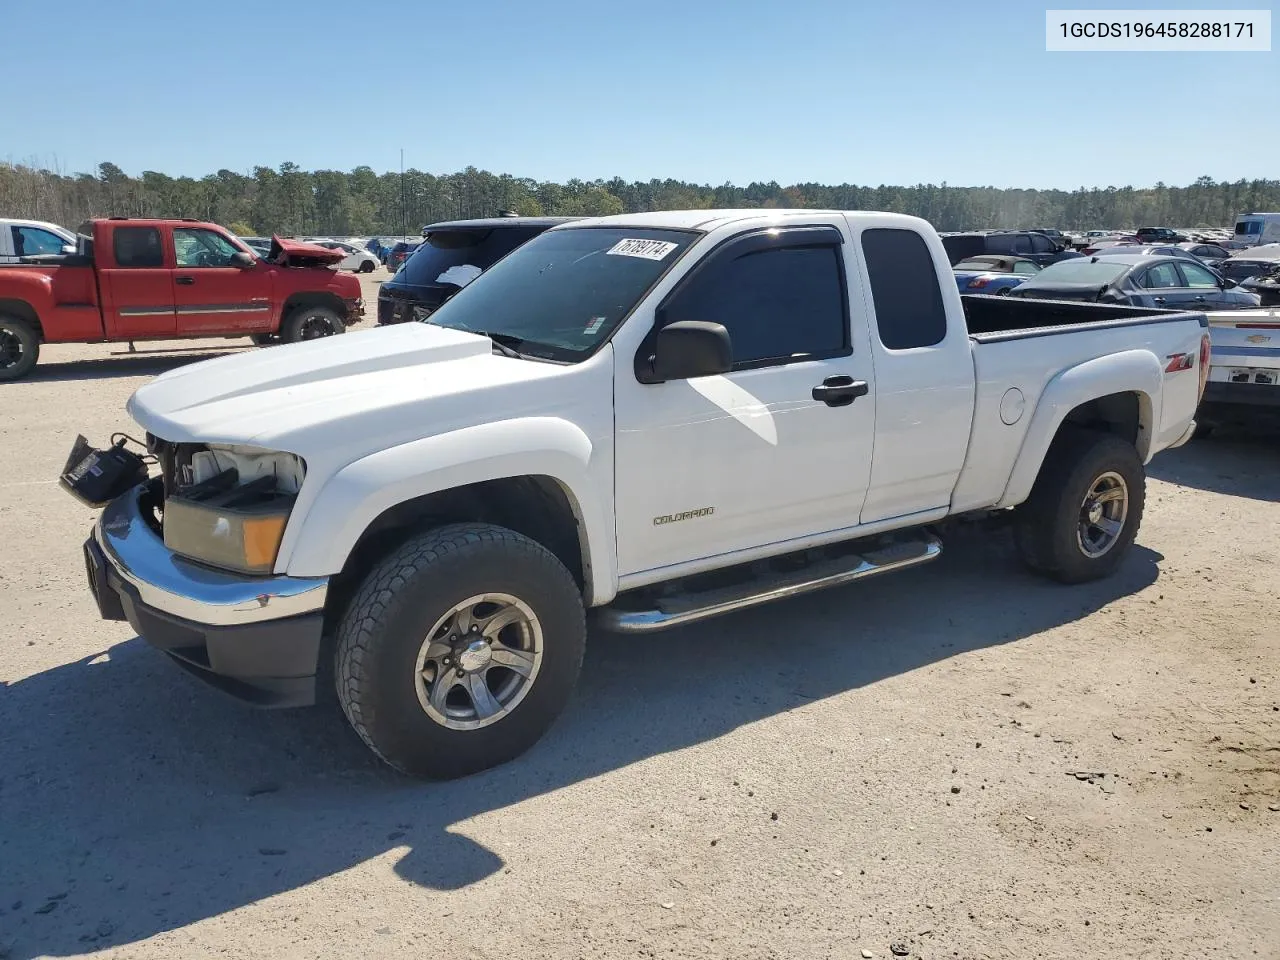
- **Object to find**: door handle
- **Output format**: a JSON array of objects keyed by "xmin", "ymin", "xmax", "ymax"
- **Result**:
[
  {"xmin": 1152, "ymin": 296, "xmax": 1166, "ymax": 303},
  {"xmin": 1192, "ymin": 295, "xmax": 1207, "ymax": 302},
  {"xmin": 175, "ymin": 275, "xmax": 195, "ymax": 285},
  {"xmin": 811, "ymin": 375, "xmax": 869, "ymax": 407}
]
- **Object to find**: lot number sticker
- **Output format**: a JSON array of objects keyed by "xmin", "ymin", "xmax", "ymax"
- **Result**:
[{"xmin": 607, "ymin": 238, "xmax": 678, "ymax": 260}]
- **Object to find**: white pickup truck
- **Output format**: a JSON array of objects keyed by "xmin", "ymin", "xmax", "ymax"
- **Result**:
[
  {"xmin": 0, "ymin": 217, "xmax": 76, "ymax": 263},
  {"xmin": 74, "ymin": 209, "xmax": 1210, "ymax": 779}
]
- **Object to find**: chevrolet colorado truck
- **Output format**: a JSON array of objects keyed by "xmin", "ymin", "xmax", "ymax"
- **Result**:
[
  {"xmin": 73, "ymin": 209, "xmax": 1208, "ymax": 779},
  {"xmin": 0, "ymin": 218, "xmax": 364, "ymax": 380}
]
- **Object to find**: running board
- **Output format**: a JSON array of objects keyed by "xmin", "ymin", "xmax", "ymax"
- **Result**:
[{"xmin": 596, "ymin": 534, "xmax": 942, "ymax": 634}]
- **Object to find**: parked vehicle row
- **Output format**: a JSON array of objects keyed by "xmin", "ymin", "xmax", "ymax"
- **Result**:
[{"xmin": 1010, "ymin": 254, "xmax": 1261, "ymax": 310}]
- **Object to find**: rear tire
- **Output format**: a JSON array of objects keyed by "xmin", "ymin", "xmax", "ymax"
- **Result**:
[
  {"xmin": 281, "ymin": 305, "xmax": 345, "ymax": 343},
  {"xmin": 0, "ymin": 315, "xmax": 40, "ymax": 381},
  {"xmin": 334, "ymin": 522, "xmax": 586, "ymax": 779},
  {"xmin": 1014, "ymin": 430, "xmax": 1145, "ymax": 583}
]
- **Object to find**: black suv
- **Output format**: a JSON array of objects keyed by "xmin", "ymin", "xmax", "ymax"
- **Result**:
[
  {"xmin": 940, "ymin": 231, "xmax": 1082, "ymax": 268},
  {"xmin": 378, "ymin": 216, "xmax": 578, "ymax": 325},
  {"xmin": 1135, "ymin": 226, "xmax": 1188, "ymax": 244}
]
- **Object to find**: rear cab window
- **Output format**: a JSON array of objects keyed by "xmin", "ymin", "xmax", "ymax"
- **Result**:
[
  {"xmin": 861, "ymin": 228, "xmax": 947, "ymax": 349},
  {"xmin": 112, "ymin": 226, "xmax": 165, "ymax": 268}
]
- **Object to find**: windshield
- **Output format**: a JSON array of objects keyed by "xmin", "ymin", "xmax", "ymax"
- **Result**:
[
  {"xmin": 1236, "ymin": 221, "xmax": 1262, "ymax": 235},
  {"xmin": 419, "ymin": 226, "xmax": 698, "ymax": 361},
  {"xmin": 1026, "ymin": 259, "xmax": 1128, "ymax": 285},
  {"xmin": 954, "ymin": 259, "xmax": 1001, "ymax": 271}
]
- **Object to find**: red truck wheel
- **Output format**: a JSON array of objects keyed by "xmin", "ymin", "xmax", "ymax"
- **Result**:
[
  {"xmin": 0, "ymin": 316, "xmax": 40, "ymax": 381},
  {"xmin": 281, "ymin": 305, "xmax": 346, "ymax": 343}
]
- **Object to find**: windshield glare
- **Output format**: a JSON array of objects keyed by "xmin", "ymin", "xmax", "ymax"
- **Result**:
[{"xmin": 418, "ymin": 227, "xmax": 698, "ymax": 361}]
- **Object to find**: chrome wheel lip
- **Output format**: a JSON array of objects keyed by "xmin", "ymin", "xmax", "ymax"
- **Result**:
[
  {"xmin": 1077, "ymin": 470, "xmax": 1129, "ymax": 559},
  {"xmin": 413, "ymin": 592, "xmax": 543, "ymax": 731}
]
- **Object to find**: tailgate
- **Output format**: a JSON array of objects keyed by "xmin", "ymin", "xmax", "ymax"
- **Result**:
[{"xmin": 1206, "ymin": 310, "xmax": 1280, "ymax": 378}]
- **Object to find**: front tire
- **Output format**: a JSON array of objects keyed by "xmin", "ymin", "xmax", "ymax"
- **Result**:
[
  {"xmin": 1014, "ymin": 430, "xmax": 1145, "ymax": 583},
  {"xmin": 0, "ymin": 315, "xmax": 40, "ymax": 381},
  {"xmin": 281, "ymin": 305, "xmax": 345, "ymax": 343},
  {"xmin": 334, "ymin": 523, "xmax": 586, "ymax": 779},
  {"xmin": 360, "ymin": 260, "xmax": 376, "ymax": 273}
]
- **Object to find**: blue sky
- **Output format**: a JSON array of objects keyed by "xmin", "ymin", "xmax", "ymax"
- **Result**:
[{"xmin": 3, "ymin": 0, "xmax": 1275, "ymax": 189}]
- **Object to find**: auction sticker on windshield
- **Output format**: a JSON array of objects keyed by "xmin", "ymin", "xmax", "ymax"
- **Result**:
[{"xmin": 607, "ymin": 238, "xmax": 679, "ymax": 260}]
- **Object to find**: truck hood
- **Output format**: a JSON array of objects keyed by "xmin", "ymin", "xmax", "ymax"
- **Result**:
[
  {"xmin": 269, "ymin": 235, "xmax": 345, "ymax": 267},
  {"xmin": 127, "ymin": 323, "xmax": 576, "ymax": 459}
]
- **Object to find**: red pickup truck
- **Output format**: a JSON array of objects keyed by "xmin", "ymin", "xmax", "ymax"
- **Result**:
[{"xmin": 0, "ymin": 218, "xmax": 365, "ymax": 380}]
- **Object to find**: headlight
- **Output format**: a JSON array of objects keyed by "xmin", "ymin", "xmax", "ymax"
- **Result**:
[{"xmin": 161, "ymin": 446, "xmax": 303, "ymax": 575}]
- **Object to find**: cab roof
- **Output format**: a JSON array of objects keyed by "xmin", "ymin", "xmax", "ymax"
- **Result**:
[{"xmin": 551, "ymin": 208, "xmax": 920, "ymax": 233}]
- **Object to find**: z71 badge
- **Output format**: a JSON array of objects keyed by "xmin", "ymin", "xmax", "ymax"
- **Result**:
[{"xmin": 653, "ymin": 507, "xmax": 715, "ymax": 526}]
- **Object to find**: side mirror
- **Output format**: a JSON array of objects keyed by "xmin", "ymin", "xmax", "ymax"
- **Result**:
[
  {"xmin": 61, "ymin": 243, "xmax": 77, "ymax": 255},
  {"xmin": 231, "ymin": 250, "xmax": 256, "ymax": 269},
  {"xmin": 646, "ymin": 321, "xmax": 732, "ymax": 382},
  {"xmin": 1223, "ymin": 277, "xmax": 1238, "ymax": 288}
]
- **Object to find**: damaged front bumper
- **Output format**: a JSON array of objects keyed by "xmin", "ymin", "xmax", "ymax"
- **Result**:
[{"xmin": 84, "ymin": 483, "xmax": 330, "ymax": 707}]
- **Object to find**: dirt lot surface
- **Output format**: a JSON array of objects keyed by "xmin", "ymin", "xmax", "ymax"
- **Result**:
[{"xmin": 2, "ymin": 273, "xmax": 1278, "ymax": 959}]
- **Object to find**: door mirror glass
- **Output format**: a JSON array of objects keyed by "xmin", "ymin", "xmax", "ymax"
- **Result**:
[
  {"xmin": 231, "ymin": 250, "xmax": 256, "ymax": 269},
  {"xmin": 648, "ymin": 321, "xmax": 732, "ymax": 382}
]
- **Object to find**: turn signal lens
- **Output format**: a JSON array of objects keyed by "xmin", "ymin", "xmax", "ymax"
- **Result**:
[{"xmin": 243, "ymin": 515, "xmax": 289, "ymax": 569}]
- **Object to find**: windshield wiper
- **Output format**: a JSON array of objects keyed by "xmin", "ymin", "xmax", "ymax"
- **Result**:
[{"xmin": 475, "ymin": 330, "xmax": 528, "ymax": 359}]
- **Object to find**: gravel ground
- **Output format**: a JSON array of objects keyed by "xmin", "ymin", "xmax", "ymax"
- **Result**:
[{"xmin": 2, "ymin": 277, "xmax": 1278, "ymax": 959}]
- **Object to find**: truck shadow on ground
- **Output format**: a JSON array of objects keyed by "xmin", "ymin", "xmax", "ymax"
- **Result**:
[
  {"xmin": 21, "ymin": 348, "xmax": 249, "ymax": 383},
  {"xmin": 1148, "ymin": 428, "xmax": 1280, "ymax": 501},
  {"xmin": 0, "ymin": 529, "xmax": 1162, "ymax": 958}
]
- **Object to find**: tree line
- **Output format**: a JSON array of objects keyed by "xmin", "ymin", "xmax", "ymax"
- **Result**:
[{"xmin": 2, "ymin": 161, "xmax": 1277, "ymax": 237}]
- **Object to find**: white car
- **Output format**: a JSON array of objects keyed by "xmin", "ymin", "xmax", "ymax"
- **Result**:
[
  {"xmin": 0, "ymin": 218, "xmax": 77, "ymax": 263},
  {"xmin": 312, "ymin": 240, "xmax": 379, "ymax": 273},
  {"xmin": 76, "ymin": 208, "xmax": 1207, "ymax": 779}
]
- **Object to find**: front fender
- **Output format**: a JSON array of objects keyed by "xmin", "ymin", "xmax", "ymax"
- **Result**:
[
  {"xmin": 278, "ymin": 416, "xmax": 616, "ymax": 604},
  {"xmin": 997, "ymin": 349, "xmax": 1162, "ymax": 509}
]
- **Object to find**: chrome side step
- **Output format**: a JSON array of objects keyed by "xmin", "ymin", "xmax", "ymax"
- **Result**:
[{"xmin": 595, "ymin": 534, "xmax": 942, "ymax": 634}]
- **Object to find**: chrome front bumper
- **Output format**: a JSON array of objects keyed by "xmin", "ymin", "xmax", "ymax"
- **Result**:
[{"xmin": 94, "ymin": 483, "xmax": 329, "ymax": 627}]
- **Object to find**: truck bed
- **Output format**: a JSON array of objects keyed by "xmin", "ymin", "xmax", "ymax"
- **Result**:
[
  {"xmin": 960, "ymin": 294, "xmax": 1203, "ymax": 340},
  {"xmin": 949, "ymin": 296, "xmax": 1208, "ymax": 516}
]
